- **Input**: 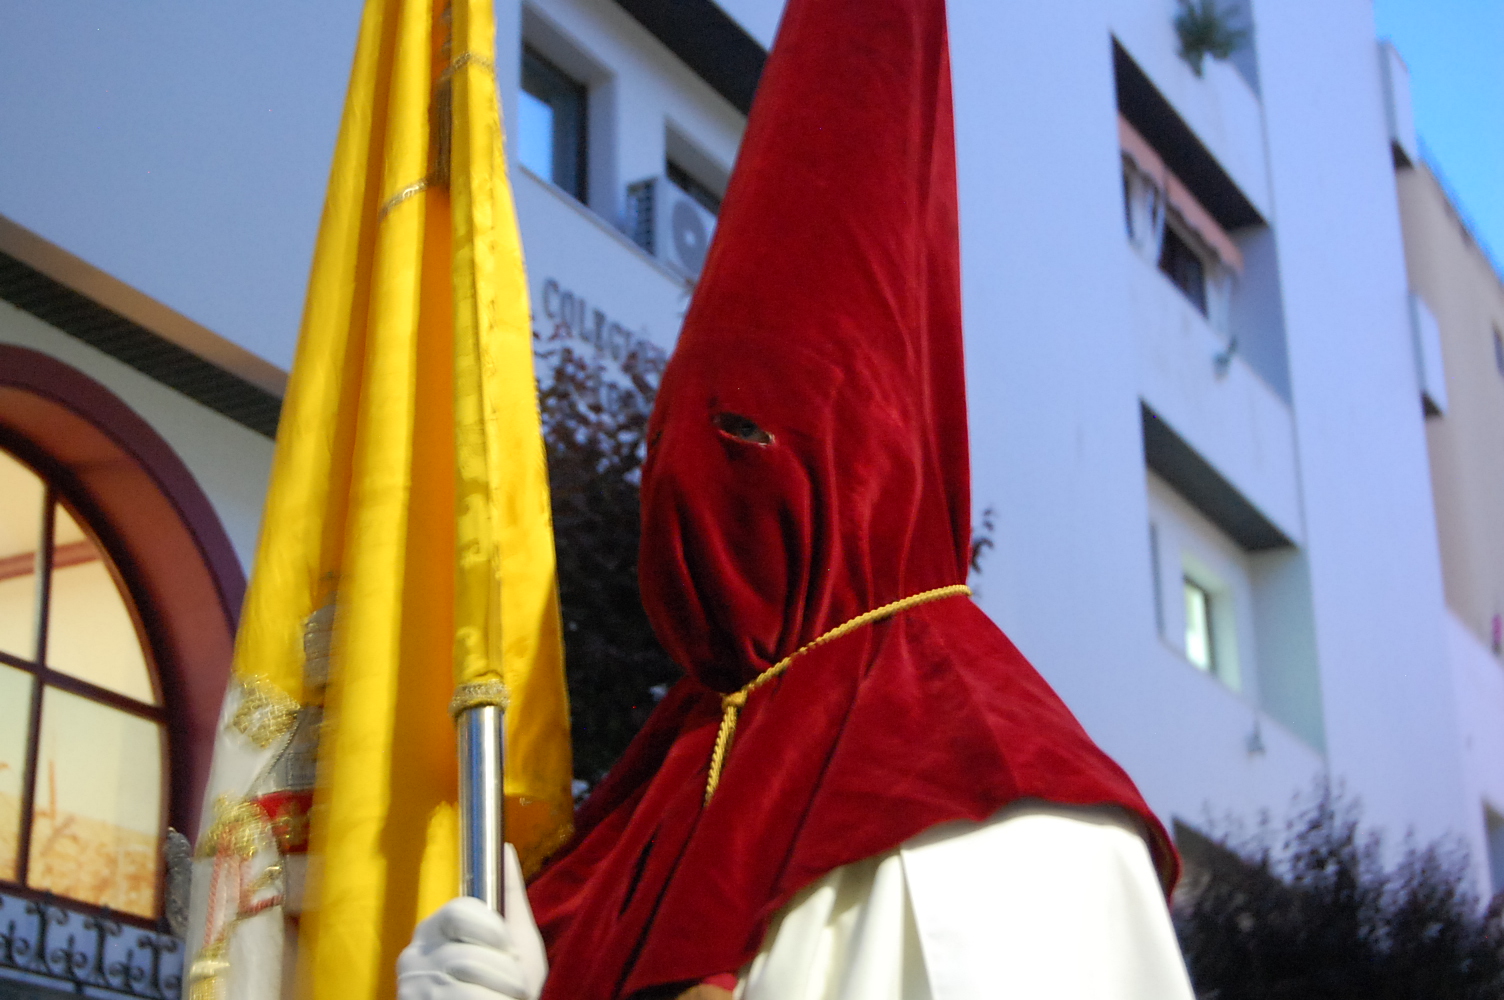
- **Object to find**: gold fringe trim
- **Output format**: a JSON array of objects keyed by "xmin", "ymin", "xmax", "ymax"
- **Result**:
[
  {"xmin": 440, "ymin": 51, "xmax": 495, "ymax": 82},
  {"xmin": 230, "ymin": 676, "xmax": 300, "ymax": 749},
  {"xmin": 704, "ymin": 584, "xmax": 973, "ymax": 804},
  {"xmin": 195, "ymin": 795, "xmax": 274, "ymax": 860},
  {"xmin": 186, "ymin": 939, "xmax": 229, "ymax": 1000},
  {"xmin": 379, "ymin": 178, "xmax": 433, "ymax": 220},
  {"xmin": 450, "ymin": 680, "xmax": 512, "ymax": 719}
]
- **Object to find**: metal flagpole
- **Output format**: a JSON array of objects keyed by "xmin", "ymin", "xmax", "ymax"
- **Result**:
[{"xmin": 457, "ymin": 704, "xmax": 506, "ymax": 912}]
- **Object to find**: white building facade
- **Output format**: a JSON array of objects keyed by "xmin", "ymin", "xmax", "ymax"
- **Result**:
[{"xmin": 0, "ymin": 0, "xmax": 1499, "ymax": 992}]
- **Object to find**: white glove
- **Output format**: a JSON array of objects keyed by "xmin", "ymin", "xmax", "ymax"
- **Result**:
[{"xmin": 397, "ymin": 845, "xmax": 548, "ymax": 1000}]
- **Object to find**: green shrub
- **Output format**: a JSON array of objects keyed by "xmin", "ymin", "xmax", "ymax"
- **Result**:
[
  {"xmin": 536, "ymin": 320, "xmax": 678, "ymax": 788},
  {"xmin": 1176, "ymin": 781, "xmax": 1504, "ymax": 999}
]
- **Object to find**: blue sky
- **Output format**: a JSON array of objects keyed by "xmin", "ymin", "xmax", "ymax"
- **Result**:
[{"xmin": 1372, "ymin": 0, "xmax": 1504, "ymax": 269}]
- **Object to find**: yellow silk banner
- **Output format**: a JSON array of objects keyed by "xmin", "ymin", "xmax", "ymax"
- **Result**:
[{"xmin": 223, "ymin": 0, "xmax": 573, "ymax": 996}]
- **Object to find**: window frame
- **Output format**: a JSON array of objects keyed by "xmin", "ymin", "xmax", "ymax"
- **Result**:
[
  {"xmin": 0, "ymin": 343, "xmax": 247, "ymax": 942},
  {"xmin": 1, "ymin": 452, "xmax": 170, "ymax": 928},
  {"xmin": 1147, "ymin": 472, "xmax": 1256, "ymax": 697},
  {"xmin": 1158, "ymin": 215, "xmax": 1210, "ymax": 316},
  {"xmin": 520, "ymin": 44, "xmax": 589, "ymax": 202},
  {"xmin": 1182, "ymin": 574, "xmax": 1218, "ymax": 673}
]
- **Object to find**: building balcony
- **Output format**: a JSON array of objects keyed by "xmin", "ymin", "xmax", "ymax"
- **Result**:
[
  {"xmin": 1127, "ymin": 244, "xmax": 1302, "ymax": 546},
  {"xmin": 1110, "ymin": 15, "xmax": 1272, "ymax": 225},
  {"xmin": 0, "ymin": 888, "xmax": 184, "ymax": 999}
]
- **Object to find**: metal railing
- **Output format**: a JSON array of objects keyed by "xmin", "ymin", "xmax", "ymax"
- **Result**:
[{"xmin": 0, "ymin": 889, "xmax": 182, "ymax": 998}]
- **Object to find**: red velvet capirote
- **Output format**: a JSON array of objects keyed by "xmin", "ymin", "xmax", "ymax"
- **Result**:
[{"xmin": 527, "ymin": 0, "xmax": 1178, "ymax": 995}]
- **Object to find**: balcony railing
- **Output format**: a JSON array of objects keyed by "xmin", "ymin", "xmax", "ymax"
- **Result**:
[{"xmin": 0, "ymin": 888, "xmax": 182, "ymax": 999}]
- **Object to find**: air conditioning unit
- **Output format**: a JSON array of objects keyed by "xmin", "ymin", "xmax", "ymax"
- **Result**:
[{"xmin": 625, "ymin": 176, "xmax": 718, "ymax": 280}]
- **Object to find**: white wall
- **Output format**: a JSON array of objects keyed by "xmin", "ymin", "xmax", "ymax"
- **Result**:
[
  {"xmin": 515, "ymin": 168, "xmax": 692, "ymax": 351},
  {"xmin": 949, "ymin": 0, "xmax": 1275, "ymax": 829},
  {"xmin": 0, "ymin": 0, "xmax": 744, "ymax": 369},
  {"xmin": 0, "ymin": 1, "xmax": 361, "ymax": 372},
  {"xmin": 950, "ymin": 0, "xmax": 1476, "ymax": 857},
  {"xmin": 1129, "ymin": 247, "xmax": 1303, "ymax": 542},
  {"xmin": 1256, "ymin": 0, "xmax": 1468, "ymax": 847},
  {"xmin": 1447, "ymin": 612, "xmax": 1504, "ymax": 890}
]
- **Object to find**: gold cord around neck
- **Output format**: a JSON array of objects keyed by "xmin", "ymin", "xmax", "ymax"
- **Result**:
[{"xmin": 703, "ymin": 583, "xmax": 972, "ymax": 804}]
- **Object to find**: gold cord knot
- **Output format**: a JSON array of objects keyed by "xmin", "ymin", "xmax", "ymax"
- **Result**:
[{"xmin": 702, "ymin": 583, "xmax": 971, "ymax": 804}]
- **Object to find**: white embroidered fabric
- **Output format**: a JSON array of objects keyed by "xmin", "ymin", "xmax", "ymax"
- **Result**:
[{"xmin": 736, "ymin": 802, "xmax": 1195, "ymax": 1000}]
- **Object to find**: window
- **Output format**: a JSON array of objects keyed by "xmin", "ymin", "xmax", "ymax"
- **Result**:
[
  {"xmin": 1149, "ymin": 522, "xmax": 1165, "ymax": 636},
  {"xmin": 1122, "ymin": 156, "xmax": 1165, "ymax": 259},
  {"xmin": 1118, "ymin": 116, "xmax": 1242, "ymax": 333},
  {"xmin": 1159, "ymin": 222, "xmax": 1208, "ymax": 315},
  {"xmin": 1146, "ymin": 472, "xmax": 1250, "ymax": 695},
  {"xmin": 666, "ymin": 159, "xmax": 722, "ymax": 215},
  {"xmin": 1487, "ymin": 808, "xmax": 1504, "ymax": 895},
  {"xmin": 0, "ymin": 445, "xmax": 165, "ymax": 919},
  {"xmin": 1183, "ymin": 576, "xmax": 1216, "ymax": 672},
  {"xmin": 1176, "ymin": 555, "xmax": 1243, "ymax": 691},
  {"xmin": 1493, "ymin": 326, "xmax": 1504, "ymax": 378},
  {"xmin": 519, "ymin": 46, "xmax": 588, "ymax": 201}
]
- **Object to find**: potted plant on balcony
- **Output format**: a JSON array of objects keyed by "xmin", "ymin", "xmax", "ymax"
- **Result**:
[{"xmin": 1173, "ymin": 0, "xmax": 1250, "ymax": 77}]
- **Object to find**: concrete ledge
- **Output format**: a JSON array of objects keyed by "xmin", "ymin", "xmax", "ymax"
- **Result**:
[{"xmin": 0, "ymin": 216, "xmax": 282, "ymax": 438}]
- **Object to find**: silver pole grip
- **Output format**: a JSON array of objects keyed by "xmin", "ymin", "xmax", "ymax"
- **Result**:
[{"xmin": 457, "ymin": 704, "xmax": 506, "ymax": 912}]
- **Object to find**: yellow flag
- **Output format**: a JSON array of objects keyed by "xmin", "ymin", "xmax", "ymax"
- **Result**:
[{"xmin": 192, "ymin": 0, "xmax": 573, "ymax": 997}]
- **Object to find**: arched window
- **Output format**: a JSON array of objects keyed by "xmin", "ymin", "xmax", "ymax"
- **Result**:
[
  {"xmin": 0, "ymin": 345, "xmax": 244, "ymax": 1000},
  {"xmin": 0, "ymin": 444, "xmax": 167, "ymax": 919}
]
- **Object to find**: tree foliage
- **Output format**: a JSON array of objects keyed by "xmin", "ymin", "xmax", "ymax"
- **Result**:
[
  {"xmin": 536, "ymin": 319, "xmax": 679, "ymax": 787},
  {"xmin": 1176, "ymin": 781, "xmax": 1504, "ymax": 999}
]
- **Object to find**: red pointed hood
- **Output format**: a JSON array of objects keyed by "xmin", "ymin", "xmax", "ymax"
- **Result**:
[
  {"xmin": 529, "ymin": 0, "xmax": 1175, "ymax": 995},
  {"xmin": 636, "ymin": 0, "xmax": 970, "ymax": 695}
]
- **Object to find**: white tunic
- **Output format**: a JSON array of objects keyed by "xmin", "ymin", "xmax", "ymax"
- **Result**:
[{"xmin": 736, "ymin": 803, "xmax": 1195, "ymax": 1000}]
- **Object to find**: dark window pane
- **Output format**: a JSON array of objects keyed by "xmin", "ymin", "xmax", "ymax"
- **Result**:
[
  {"xmin": 521, "ymin": 47, "xmax": 587, "ymax": 201},
  {"xmin": 1159, "ymin": 225, "xmax": 1207, "ymax": 315},
  {"xmin": 666, "ymin": 159, "xmax": 722, "ymax": 215},
  {"xmin": 1493, "ymin": 326, "xmax": 1504, "ymax": 378},
  {"xmin": 0, "ymin": 663, "xmax": 32, "ymax": 880}
]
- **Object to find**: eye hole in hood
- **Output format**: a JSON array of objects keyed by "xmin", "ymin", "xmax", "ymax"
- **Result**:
[{"xmin": 712, "ymin": 411, "xmax": 773, "ymax": 446}]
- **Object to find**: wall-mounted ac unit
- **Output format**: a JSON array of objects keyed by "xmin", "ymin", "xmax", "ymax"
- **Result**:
[{"xmin": 625, "ymin": 176, "xmax": 718, "ymax": 280}]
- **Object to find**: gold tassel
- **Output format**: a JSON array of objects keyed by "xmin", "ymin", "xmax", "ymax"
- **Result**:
[{"xmin": 704, "ymin": 690, "xmax": 748, "ymax": 805}]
